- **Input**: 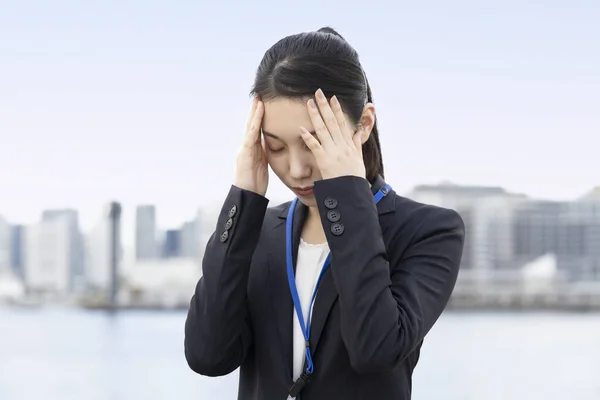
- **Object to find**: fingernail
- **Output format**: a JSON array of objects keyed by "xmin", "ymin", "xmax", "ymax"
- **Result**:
[
  {"xmin": 331, "ymin": 95, "xmax": 339, "ymax": 106},
  {"xmin": 316, "ymin": 89, "xmax": 325, "ymax": 99},
  {"xmin": 308, "ymin": 99, "xmax": 317, "ymax": 108}
]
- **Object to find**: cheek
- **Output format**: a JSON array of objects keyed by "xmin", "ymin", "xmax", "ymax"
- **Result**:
[{"xmin": 265, "ymin": 153, "xmax": 286, "ymax": 175}]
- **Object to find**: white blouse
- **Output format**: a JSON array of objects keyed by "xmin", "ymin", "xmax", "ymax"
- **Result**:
[{"xmin": 287, "ymin": 238, "xmax": 330, "ymax": 399}]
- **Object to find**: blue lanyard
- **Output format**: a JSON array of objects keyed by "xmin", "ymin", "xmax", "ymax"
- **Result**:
[{"xmin": 285, "ymin": 183, "xmax": 392, "ymax": 377}]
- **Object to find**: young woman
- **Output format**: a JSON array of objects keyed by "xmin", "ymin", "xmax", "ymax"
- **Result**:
[{"xmin": 184, "ymin": 27, "xmax": 465, "ymax": 400}]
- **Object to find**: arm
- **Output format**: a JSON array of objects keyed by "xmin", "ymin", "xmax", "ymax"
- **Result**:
[
  {"xmin": 184, "ymin": 185, "xmax": 269, "ymax": 376},
  {"xmin": 313, "ymin": 176, "xmax": 465, "ymax": 374}
]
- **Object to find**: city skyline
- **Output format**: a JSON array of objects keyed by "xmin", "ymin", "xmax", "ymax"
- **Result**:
[
  {"xmin": 0, "ymin": 179, "xmax": 598, "ymax": 249},
  {"xmin": 2, "ymin": 178, "xmax": 599, "ymax": 310}
]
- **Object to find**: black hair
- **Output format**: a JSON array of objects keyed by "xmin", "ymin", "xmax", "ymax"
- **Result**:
[{"xmin": 250, "ymin": 26, "xmax": 384, "ymax": 182}]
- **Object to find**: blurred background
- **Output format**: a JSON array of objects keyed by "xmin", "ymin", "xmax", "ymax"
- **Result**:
[{"xmin": 1, "ymin": 0, "xmax": 599, "ymax": 399}]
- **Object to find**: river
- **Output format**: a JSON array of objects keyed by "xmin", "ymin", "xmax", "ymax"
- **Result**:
[{"xmin": 1, "ymin": 308, "xmax": 599, "ymax": 399}]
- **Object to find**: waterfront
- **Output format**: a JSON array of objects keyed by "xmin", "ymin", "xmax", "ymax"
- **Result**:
[{"xmin": 1, "ymin": 308, "xmax": 599, "ymax": 399}]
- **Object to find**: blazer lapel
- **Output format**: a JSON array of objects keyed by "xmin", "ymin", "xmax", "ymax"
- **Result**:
[
  {"xmin": 269, "ymin": 200, "xmax": 308, "ymax": 381},
  {"xmin": 306, "ymin": 267, "xmax": 336, "ymax": 357},
  {"xmin": 269, "ymin": 176, "xmax": 396, "ymax": 377}
]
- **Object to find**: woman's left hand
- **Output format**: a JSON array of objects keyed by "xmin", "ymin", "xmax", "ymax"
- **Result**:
[{"xmin": 300, "ymin": 89, "xmax": 366, "ymax": 180}]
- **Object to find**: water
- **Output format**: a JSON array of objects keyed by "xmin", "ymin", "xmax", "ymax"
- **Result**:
[{"xmin": 1, "ymin": 308, "xmax": 599, "ymax": 400}]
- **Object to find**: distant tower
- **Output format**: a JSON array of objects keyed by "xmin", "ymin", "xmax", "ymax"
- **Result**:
[
  {"xmin": 161, "ymin": 229, "xmax": 179, "ymax": 258},
  {"xmin": 40, "ymin": 209, "xmax": 85, "ymax": 291},
  {"xmin": 0, "ymin": 215, "xmax": 10, "ymax": 275},
  {"xmin": 108, "ymin": 202, "xmax": 122, "ymax": 309},
  {"xmin": 135, "ymin": 205, "xmax": 157, "ymax": 260}
]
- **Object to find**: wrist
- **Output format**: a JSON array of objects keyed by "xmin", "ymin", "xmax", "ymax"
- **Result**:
[{"xmin": 233, "ymin": 183, "xmax": 267, "ymax": 198}]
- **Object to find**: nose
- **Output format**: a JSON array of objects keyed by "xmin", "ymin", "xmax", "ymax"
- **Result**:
[{"xmin": 289, "ymin": 149, "xmax": 311, "ymax": 180}]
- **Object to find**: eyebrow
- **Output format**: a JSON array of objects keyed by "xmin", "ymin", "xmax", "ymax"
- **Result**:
[{"xmin": 262, "ymin": 129, "xmax": 316, "ymax": 139}]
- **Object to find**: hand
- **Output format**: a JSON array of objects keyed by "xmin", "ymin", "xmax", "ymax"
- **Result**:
[
  {"xmin": 234, "ymin": 98, "xmax": 269, "ymax": 196},
  {"xmin": 300, "ymin": 89, "xmax": 366, "ymax": 180}
]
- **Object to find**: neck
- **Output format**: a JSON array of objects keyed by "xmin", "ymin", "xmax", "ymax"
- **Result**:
[
  {"xmin": 308, "ymin": 205, "xmax": 320, "ymax": 220},
  {"xmin": 301, "ymin": 206, "xmax": 326, "ymax": 245}
]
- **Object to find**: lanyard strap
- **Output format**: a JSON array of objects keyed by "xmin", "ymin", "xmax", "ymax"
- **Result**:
[{"xmin": 286, "ymin": 183, "xmax": 392, "ymax": 392}]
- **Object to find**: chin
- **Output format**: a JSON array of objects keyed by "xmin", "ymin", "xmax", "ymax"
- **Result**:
[
  {"xmin": 294, "ymin": 193, "xmax": 317, "ymax": 207},
  {"xmin": 299, "ymin": 194, "xmax": 317, "ymax": 203}
]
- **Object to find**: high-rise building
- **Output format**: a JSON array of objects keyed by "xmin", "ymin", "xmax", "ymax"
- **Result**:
[
  {"xmin": 41, "ymin": 209, "xmax": 85, "ymax": 291},
  {"xmin": 10, "ymin": 225, "xmax": 24, "ymax": 279},
  {"xmin": 406, "ymin": 182, "xmax": 525, "ymax": 271},
  {"xmin": 0, "ymin": 216, "xmax": 25, "ymax": 300},
  {"xmin": 469, "ymin": 196, "xmax": 528, "ymax": 272},
  {"xmin": 23, "ymin": 216, "xmax": 72, "ymax": 294},
  {"xmin": 162, "ymin": 229, "xmax": 181, "ymax": 258},
  {"xmin": 510, "ymin": 196, "xmax": 600, "ymax": 281},
  {"xmin": 86, "ymin": 206, "xmax": 112, "ymax": 290},
  {"xmin": 135, "ymin": 205, "xmax": 157, "ymax": 260},
  {"xmin": 179, "ymin": 219, "xmax": 199, "ymax": 259},
  {"xmin": 0, "ymin": 215, "xmax": 11, "ymax": 275},
  {"xmin": 407, "ymin": 182, "xmax": 508, "ymax": 210}
]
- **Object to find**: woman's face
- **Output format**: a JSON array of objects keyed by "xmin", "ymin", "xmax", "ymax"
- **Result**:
[{"xmin": 261, "ymin": 97, "xmax": 355, "ymax": 207}]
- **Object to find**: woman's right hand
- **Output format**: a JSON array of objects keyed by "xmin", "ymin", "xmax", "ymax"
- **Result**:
[{"xmin": 234, "ymin": 98, "xmax": 268, "ymax": 196}]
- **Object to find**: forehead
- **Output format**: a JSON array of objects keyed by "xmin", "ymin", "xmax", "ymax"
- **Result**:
[{"xmin": 262, "ymin": 97, "xmax": 313, "ymax": 140}]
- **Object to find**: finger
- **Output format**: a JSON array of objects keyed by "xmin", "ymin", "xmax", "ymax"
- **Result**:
[
  {"xmin": 330, "ymin": 95, "xmax": 354, "ymax": 147},
  {"xmin": 306, "ymin": 98, "xmax": 334, "ymax": 149},
  {"xmin": 245, "ymin": 100, "xmax": 264, "ymax": 148},
  {"xmin": 300, "ymin": 126, "xmax": 325, "ymax": 157},
  {"xmin": 245, "ymin": 97, "xmax": 258, "ymax": 132},
  {"xmin": 261, "ymin": 135, "xmax": 268, "ymax": 163},
  {"xmin": 314, "ymin": 89, "xmax": 345, "ymax": 145}
]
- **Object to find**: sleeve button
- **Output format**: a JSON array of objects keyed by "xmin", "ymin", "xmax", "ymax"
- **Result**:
[
  {"xmin": 220, "ymin": 230, "xmax": 229, "ymax": 242},
  {"xmin": 228, "ymin": 205, "xmax": 237, "ymax": 218},
  {"xmin": 324, "ymin": 197, "xmax": 338, "ymax": 209},
  {"xmin": 330, "ymin": 223, "xmax": 345, "ymax": 236},
  {"xmin": 326, "ymin": 209, "xmax": 341, "ymax": 222}
]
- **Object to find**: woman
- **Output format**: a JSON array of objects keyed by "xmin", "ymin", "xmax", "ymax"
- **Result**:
[{"xmin": 184, "ymin": 27, "xmax": 465, "ymax": 400}]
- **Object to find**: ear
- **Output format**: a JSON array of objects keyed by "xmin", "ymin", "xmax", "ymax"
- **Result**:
[{"xmin": 358, "ymin": 103, "xmax": 376, "ymax": 144}]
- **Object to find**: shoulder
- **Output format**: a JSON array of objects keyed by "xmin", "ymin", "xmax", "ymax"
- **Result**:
[{"xmin": 387, "ymin": 191, "xmax": 465, "ymax": 246}]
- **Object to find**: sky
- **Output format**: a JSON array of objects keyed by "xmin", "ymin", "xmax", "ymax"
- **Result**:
[{"xmin": 1, "ymin": 0, "xmax": 598, "ymax": 245}]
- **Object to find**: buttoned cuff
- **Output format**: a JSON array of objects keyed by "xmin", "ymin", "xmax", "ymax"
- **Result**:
[
  {"xmin": 313, "ymin": 176, "xmax": 376, "ymax": 241},
  {"xmin": 215, "ymin": 185, "xmax": 269, "ymax": 247}
]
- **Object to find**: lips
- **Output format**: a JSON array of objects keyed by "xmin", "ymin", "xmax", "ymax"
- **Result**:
[{"xmin": 293, "ymin": 186, "xmax": 314, "ymax": 196}]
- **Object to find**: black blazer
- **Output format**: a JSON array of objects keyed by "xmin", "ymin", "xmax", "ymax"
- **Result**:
[{"xmin": 184, "ymin": 175, "xmax": 465, "ymax": 400}]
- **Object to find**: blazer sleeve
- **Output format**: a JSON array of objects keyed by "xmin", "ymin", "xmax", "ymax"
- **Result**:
[
  {"xmin": 184, "ymin": 185, "xmax": 269, "ymax": 376},
  {"xmin": 313, "ymin": 176, "xmax": 465, "ymax": 374}
]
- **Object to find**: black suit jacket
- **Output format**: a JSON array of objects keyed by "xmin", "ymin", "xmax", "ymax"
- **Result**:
[{"xmin": 184, "ymin": 175, "xmax": 465, "ymax": 400}]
